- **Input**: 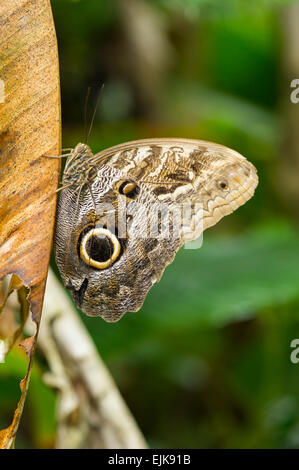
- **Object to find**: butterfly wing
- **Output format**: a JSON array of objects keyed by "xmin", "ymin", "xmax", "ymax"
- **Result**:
[
  {"xmin": 55, "ymin": 139, "xmax": 258, "ymax": 322},
  {"xmin": 95, "ymin": 138, "xmax": 258, "ymax": 240},
  {"xmin": 55, "ymin": 163, "xmax": 181, "ymax": 322}
]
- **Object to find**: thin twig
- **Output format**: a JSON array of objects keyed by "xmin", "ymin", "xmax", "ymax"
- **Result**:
[{"xmin": 38, "ymin": 268, "xmax": 147, "ymax": 449}]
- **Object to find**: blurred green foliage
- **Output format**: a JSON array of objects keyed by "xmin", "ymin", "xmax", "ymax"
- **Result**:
[{"xmin": 2, "ymin": 0, "xmax": 299, "ymax": 449}]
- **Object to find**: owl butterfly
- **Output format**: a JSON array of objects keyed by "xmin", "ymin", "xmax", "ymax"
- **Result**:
[{"xmin": 54, "ymin": 138, "xmax": 258, "ymax": 322}]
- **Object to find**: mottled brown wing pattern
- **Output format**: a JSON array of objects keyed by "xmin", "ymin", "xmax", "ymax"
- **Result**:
[
  {"xmin": 95, "ymin": 138, "xmax": 258, "ymax": 237},
  {"xmin": 54, "ymin": 138, "xmax": 258, "ymax": 322}
]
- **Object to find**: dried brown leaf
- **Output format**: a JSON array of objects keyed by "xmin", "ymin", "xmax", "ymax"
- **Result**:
[{"xmin": 0, "ymin": 0, "xmax": 61, "ymax": 448}]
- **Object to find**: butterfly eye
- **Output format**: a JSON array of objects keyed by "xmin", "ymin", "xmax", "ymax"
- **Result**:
[
  {"xmin": 80, "ymin": 228, "xmax": 120, "ymax": 269},
  {"xmin": 217, "ymin": 180, "xmax": 229, "ymax": 191},
  {"xmin": 118, "ymin": 181, "xmax": 139, "ymax": 198}
]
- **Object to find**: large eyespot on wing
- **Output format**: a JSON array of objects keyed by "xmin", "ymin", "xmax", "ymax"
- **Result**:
[
  {"xmin": 78, "ymin": 233, "xmax": 182, "ymax": 322},
  {"xmin": 76, "ymin": 203, "xmax": 182, "ymax": 322},
  {"xmin": 79, "ymin": 227, "xmax": 121, "ymax": 269}
]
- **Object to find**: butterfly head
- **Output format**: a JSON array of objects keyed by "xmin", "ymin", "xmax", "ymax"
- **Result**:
[{"xmin": 63, "ymin": 143, "xmax": 94, "ymax": 186}]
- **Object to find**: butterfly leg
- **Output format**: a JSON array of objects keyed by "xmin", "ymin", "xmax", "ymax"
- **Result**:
[
  {"xmin": 42, "ymin": 153, "xmax": 72, "ymax": 159},
  {"xmin": 40, "ymin": 184, "xmax": 73, "ymax": 206}
]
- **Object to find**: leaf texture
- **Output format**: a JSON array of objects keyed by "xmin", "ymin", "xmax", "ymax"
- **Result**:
[{"xmin": 0, "ymin": 0, "xmax": 60, "ymax": 448}]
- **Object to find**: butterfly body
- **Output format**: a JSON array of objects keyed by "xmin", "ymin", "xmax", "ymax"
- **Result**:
[{"xmin": 54, "ymin": 138, "xmax": 258, "ymax": 322}]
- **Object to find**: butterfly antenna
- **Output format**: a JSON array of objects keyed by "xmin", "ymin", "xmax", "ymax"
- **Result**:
[
  {"xmin": 84, "ymin": 87, "xmax": 91, "ymax": 144},
  {"xmin": 86, "ymin": 83, "xmax": 105, "ymax": 144}
]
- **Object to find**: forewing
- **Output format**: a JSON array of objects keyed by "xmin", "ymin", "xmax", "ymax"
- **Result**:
[{"xmin": 95, "ymin": 138, "xmax": 258, "ymax": 243}]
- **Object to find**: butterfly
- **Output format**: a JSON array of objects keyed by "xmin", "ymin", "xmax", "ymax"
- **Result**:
[{"xmin": 54, "ymin": 138, "xmax": 258, "ymax": 322}]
